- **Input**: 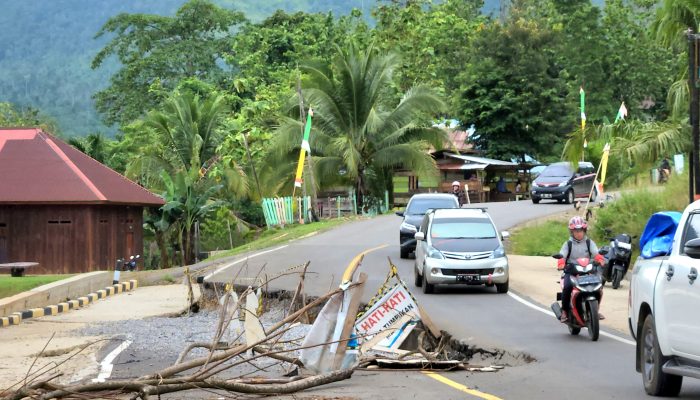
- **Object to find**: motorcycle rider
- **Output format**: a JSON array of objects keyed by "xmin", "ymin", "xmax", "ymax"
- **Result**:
[{"xmin": 557, "ymin": 216, "xmax": 605, "ymax": 322}]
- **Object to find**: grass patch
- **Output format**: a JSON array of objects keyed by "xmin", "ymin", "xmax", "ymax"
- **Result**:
[
  {"xmin": 208, "ymin": 216, "xmax": 361, "ymax": 261},
  {"xmin": 510, "ymin": 173, "xmax": 688, "ymax": 257},
  {"xmin": 0, "ymin": 275, "xmax": 75, "ymax": 299},
  {"xmin": 509, "ymin": 220, "xmax": 570, "ymax": 256}
]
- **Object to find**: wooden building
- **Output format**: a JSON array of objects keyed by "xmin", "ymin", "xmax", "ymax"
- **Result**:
[{"xmin": 0, "ymin": 128, "xmax": 164, "ymax": 274}]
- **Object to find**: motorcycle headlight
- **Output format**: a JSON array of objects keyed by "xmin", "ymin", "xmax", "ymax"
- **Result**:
[
  {"xmin": 427, "ymin": 247, "xmax": 444, "ymax": 259},
  {"xmin": 490, "ymin": 245, "xmax": 506, "ymax": 258},
  {"xmin": 400, "ymin": 221, "xmax": 417, "ymax": 232}
]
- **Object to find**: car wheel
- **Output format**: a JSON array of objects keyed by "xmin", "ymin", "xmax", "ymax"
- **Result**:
[
  {"xmin": 496, "ymin": 280, "xmax": 509, "ymax": 293},
  {"xmin": 532, "ymin": 197, "xmax": 540, "ymax": 204},
  {"xmin": 414, "ymin": 262, "xmax": 423, "ymax": 287},
  {"xmin": 565, "ymin": 189, "xmax": 574, "ymax": 204},
  {"xmin": 400, "ymin": 245, "xmax": 409, "ymax": 259},
  {"xmin": 422, "ymin": 266, "xmax": 434, "ymax": 294},
  {"xmin": 641, "ymin": 315, "xmax": 683, "ymax": 396}
]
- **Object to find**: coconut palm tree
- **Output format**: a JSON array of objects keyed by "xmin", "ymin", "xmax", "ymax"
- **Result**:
[{"xmin": 269, "ymin": 43, "xmax": 448, "ymax": 209}]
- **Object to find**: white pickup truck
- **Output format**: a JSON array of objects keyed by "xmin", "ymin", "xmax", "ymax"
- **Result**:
[{"xmin": 629, "ymin": 200, "xmax": 700, "ymax": 396}]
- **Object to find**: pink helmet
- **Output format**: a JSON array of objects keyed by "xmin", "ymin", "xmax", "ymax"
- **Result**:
[{"xmin": 568, "ymin": 216, "xmax": 588, "ymax": 230}]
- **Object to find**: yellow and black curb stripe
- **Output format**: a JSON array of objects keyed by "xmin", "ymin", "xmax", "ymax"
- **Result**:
[{"xmin": 0, "ymin": 279, "xmax": 138, "ymax": 328}]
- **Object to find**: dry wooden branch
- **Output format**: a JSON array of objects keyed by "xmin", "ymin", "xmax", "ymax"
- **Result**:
[
  {"xmin": 141, "ymin": 285, "xmax": 349, "ymax": 381},
  {"xmin": 7, "ymin": 369, "xmax": 353, "ymax": 399},
  {"xmin": 2, "ymin": 266, "xmax": 366, "ymax": 400}
]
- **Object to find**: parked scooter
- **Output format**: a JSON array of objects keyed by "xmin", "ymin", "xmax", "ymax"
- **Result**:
[
  {"xmin": 599, "ymin": 232, "xmax": 633, "ymax": 289},
  {"xmin": 550, "ymin": 251, "xmax": 606, "ymax": 341}
]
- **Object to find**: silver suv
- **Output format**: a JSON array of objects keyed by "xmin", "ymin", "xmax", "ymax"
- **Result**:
[{"xmin": 413, "ymin": 208, "xmax": 510, "ymax": 294}]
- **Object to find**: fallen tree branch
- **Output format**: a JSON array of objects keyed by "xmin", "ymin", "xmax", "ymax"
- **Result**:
[{"xmin": 17, "ymin": 369, "xmax": 354, "ymax": 399}]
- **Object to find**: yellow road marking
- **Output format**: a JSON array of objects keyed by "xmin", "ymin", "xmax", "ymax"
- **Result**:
[
  {"xmin": 422, "ymin": 371, "xmax": 503, "ymax": 400},
  {"xmin": 341, "ymin": 244, "xmax": 388, "ymax": 285}
]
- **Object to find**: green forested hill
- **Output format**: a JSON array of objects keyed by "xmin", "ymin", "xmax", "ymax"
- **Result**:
[
  {"xmin": 0, "ymin": 0, "xmax": 372, "ymax": 136},
  {"xmin": 0, "ymin": 0, "xmax": 604, "ymax": 137}
]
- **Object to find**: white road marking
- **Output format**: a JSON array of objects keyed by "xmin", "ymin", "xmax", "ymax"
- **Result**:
[
  {"xmin": 203, "ymin": 245, "xmax": 289, "ymax": 281},
  {"xmin": 507, "ymin": 291, "xmax": 635, "ymax": 346},
  {"xmin": 92, "ymin": 340, "xmax": 132, "ymax": 383}
]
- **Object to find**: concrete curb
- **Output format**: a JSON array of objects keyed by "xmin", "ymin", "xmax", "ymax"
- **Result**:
[{"xmin": 0, "ymin": 280, "xmax": 138, "ymax": 328}]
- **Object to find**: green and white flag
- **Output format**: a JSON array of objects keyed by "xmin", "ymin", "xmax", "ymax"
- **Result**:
[
  {"xmin": 580, "ymin": 87, "xmax": 586, "ymax": 131},
  {"xmin": 614, "ymin": 102, "xmax": 627, "ymax": 123}
]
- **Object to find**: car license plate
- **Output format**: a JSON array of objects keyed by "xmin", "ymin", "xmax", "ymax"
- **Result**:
[
  {"xmin": 457, "ymin": 274, "xmax": 480, "ymax": 283},
  {"xmin": 541, "ymin": 194, "xmax": 552, "ymax": 198},
  {"xmin": 578, "ymin": 275, "xmax": 601, "ymax": 285}
]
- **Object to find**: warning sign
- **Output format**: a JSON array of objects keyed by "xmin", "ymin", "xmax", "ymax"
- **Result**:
[{"xmin": 355, "ymin": 284, "xmax": 420, "ymax": 336}]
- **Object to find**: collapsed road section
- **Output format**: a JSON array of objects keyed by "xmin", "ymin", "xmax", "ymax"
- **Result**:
[{"xmin": 0, "ymin": 255, "xmax": 534, "ymax": 400}]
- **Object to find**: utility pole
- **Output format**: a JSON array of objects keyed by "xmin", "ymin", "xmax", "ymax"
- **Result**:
[
  {"xmin": 688, "ymin": 30, "xmax": 700, "ymax": 203},
  {"xmin": 296, "ymin": 73, "xmax": 319, "ymax": 221}
]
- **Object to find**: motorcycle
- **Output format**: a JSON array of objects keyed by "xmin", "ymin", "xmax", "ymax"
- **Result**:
[
  {"xmin": 124, "ymin": 254, "xmax": 140, "ymax": 272},
  {"xmin": 599, "ymin": 232, "xmax": 633, "ymax": 289},
  {"xmin": 550, "ymin": 251, "xmax": 606, "ymax": 341}
]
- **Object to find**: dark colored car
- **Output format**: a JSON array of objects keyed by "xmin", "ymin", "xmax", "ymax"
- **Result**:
[
  {"xmin": 396, "ymin": 193, "xmax": 460, "ymax": 258},
  {"xmin": 530, "ymin": 161, "xmax": 597, "ymax": 204}
]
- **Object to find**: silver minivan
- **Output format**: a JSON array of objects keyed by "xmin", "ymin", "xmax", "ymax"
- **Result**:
[{"xmin": 413, "ymin": 208, "xmax": 510, "ymax": 294}]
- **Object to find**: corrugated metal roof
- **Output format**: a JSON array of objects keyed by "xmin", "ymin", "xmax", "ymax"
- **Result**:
[
  {"xmin": 438, "ymin": 162, "xmax": 488, "ymax": 171},
  {"xmin": 444, "ymin": 152, "xmax": 518, "ymax": 166},
  {"xmin": 0, "ymin": 128, "xmax": 164, "ymax": 206}
]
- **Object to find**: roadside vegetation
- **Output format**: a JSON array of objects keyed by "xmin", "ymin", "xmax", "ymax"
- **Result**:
[
  {"xmin": 0, "ymin": 275, "xmax": 75, "ymax": 299},
  {"xmin": 509, "ymin": 172, "xmax": 687, "ymax": 257},
  {"xmin": 209, "ymin": 216, "xmax": 360, "ymax": 261}
]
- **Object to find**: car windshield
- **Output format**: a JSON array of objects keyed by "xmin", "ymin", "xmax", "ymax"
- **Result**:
[
  {"xmin": 406, "ymin": 198, "xmax": 457, "ymax": 215},
  {"xmin": 539, "ymin": 165, "xmax": 572, "ymax": 178},
  {"xmin": 430, "ymin": 218, "xmax": 497, "ymax": 239}
]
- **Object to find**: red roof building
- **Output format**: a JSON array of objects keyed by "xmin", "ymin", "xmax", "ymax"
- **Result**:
[{"xmin": 0, "ymin": 128, "xmax": 164, "ymax": 274}]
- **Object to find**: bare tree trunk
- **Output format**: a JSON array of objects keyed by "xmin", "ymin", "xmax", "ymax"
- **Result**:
[{"xmin": 155, "ymin": 230, "xmax": 170, "ymax": 269}]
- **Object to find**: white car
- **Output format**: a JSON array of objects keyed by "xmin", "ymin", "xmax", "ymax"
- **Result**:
[
  {"xmin": 413, "ymin": 208, "xmax": 509, "ymax": 294},
  {"xmin": 629, "ymin": 201, "xmax": 700, "ymax": 396}
]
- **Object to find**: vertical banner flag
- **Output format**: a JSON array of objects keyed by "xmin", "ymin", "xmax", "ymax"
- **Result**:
[
  {"xmin": 600, "ymin": 143, "xmax": 610, "ymax": 186},
  {"xmin": 294, "ymin": 109, "xmax": 313, "ymax": 188},
  {"xmin": 614, "ymin": 102, "xmax": 627, "ymax": 123},
  {"xmin": 580, "ymin": 87, "xmax": 586, "ymax": 131}
]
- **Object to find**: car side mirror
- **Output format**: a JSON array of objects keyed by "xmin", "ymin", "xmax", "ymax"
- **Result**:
[
  {"xmin": 501, "ymin": 231, "xmax": 510, "ymax": 240},
  {"xmin": 414, "ymin": 232, "xmax": 425, "ymax": 241},
  {"xmin": 684, "ymin": 238, "xmax": 700, "ymax": 259},
  {"xmin": 395, "ymin": 211, "xmax": 404, "ymax": 217}
]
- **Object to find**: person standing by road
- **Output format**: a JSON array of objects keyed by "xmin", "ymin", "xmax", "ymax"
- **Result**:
[
  {"xmin": 450, "ymin": 181, "xmax": 466, "ymax": 207},
  {"xmin": 659, "ymin": 157, "xmax": 671, "ymax": 183}
]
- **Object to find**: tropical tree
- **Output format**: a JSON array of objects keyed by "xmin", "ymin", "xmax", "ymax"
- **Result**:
[
  {"xmin": 561, "ymin": 0, "xmax": 691, "ymax": 181},
  {"xmin": 455, "ymin": 17, "xmax": 571, "ymax": 162},
  {"xmin": 92, "ymin": 0, "xmax": 246, "ymax": 126},
  {"xmin": 127, "ymin": 91, "xmax": 247, "ymax": 266},
  {"xmin": 67, "ymin": 133, "xmax": 112, "ymax": 164},
  {"xmin": 0, "ymin": 102, "xmax": 59, "ymax": 133},
  {"xmin": 372, "ymin": 0, "xmax": 486, "ymax": 98},
  {"xmin": 269, "ymin": 43, "xmax": 448, "ymax": 209}
]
